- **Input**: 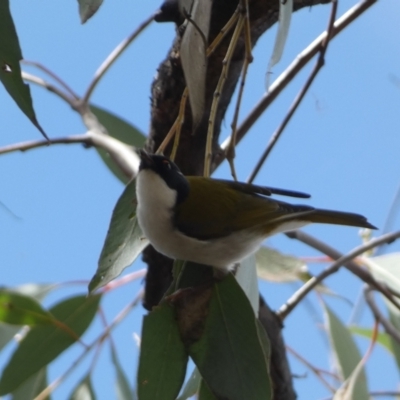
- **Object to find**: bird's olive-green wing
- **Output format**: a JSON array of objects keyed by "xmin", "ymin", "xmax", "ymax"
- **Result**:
[{"xmin": 174, "ymin": 177, "xmax": 313, "ymax": 240}]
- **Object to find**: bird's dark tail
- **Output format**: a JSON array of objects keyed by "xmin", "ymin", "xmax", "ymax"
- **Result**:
[{"xmin": 306, "ymin": 209, "xmax": 377, "ymax": 229}]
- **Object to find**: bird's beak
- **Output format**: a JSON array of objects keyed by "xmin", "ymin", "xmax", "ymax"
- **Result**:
[{"xmin": 139, "ymin": 149, "xmax": 154, "ymax": 170}]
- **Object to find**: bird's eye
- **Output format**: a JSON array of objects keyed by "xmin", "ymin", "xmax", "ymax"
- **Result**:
[{"xmin": 163, "ymin": 160, "xmax": 172, "ymax": 169}]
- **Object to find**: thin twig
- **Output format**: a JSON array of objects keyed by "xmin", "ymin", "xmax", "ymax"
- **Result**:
[
  {"xmin": 81, "ymin": 13, "xmax": 154, "ymax": 104},
  {"xmin": 227, "ymin": 0, "xmax": 253, "ymax": 181},
  {"xmin": 34, "ymin": 290, "xmax": 143, "ymax": 400},
  {"xmin": 277, "ymin": 231, "xmax": 400, "ymax": 320},
  {"xmin": 22, "ymin": 60, "xmax": 79, "ymax": 99},
  {"xmin": 170, "ymin": 88, "xmax": 188, "ymax": 161},
  {"xmin": 286, "ymin": 345, "xmax": 338, "ymax": 392},
  {"xmin": 364, "ymin": 286, "xmax": 400, "ymax": 345},
  {"xmin": 206, "ymin": 7, "xmax": 240, "ymax": 58},
  {"xmin": 247, "ymin": 0, "xmax": 337, "ymax": 183},
  {"xmin": 220, "ymin": 0, "xmax": 377, "ymax": 158},
  {"xmin": 182, "ymin": 9, "xmax": 208, "ymax": 50},
  {"xmin": 22, "ymin": 72, "xmax": 77, "ymax": 108},
  {"xmin": 0, "ymin": 135, "xmax": 91, "ymax": 155},
  {"xmin": 204, "ymin": 11, "xmax": 245, "ymax": 177},
  {"xmin": 285, "ymin": 230, "xmax": 400, "ymax": 311}
]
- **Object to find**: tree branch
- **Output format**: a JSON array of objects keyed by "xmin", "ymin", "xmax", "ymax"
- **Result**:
[
  {"xmin": 220, "ymin": 0, "xmax": 378, "ymax": 156},
  {"xmin": 277, "ymin": 231, "xmax": 400, "ymax": 320}
]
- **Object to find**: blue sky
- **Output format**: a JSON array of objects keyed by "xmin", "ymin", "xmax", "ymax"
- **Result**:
[{"xmin": 1, "ymin": 0, "xmax": 400, "ymax": 398}]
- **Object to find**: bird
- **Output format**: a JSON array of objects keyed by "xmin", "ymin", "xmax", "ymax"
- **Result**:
[{"xmin": 136, "ymin": 151, "xmax": 376, "ymax": 271}]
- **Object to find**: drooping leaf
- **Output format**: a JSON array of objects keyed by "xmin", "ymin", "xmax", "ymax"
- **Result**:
[
  {"xmin": 176, "ymin": 367, "xmax": 201, "ymax": 400},
  {"xmin": 13, "ymin": 283, "xmax": 56, "ymax": 302},
  {"xmin": 12, "ymin": 368, "xmax": 50, "ymax": 400},
  {"xmin": 323, "ymin": 304, "xmax": 369, "ymax": 399},
  {"xmin": 366, "ymin": 253, "xmax": 400, "ymax": 293},
  {"xmin": 0, "ymin": 323, "xmax": 21, "ymax": 353},
  {"xmin": 0, "ymin": 294, "xmax": 101, "ymax": 395},
  {"xmin": 189, "ymin": 274, "xmax": 272, "ymax": 400},
  {"xmin": 89, "ymin": 180, "xmax": 149, "ymax": 292},
  {"xmin": 180, "ymin": 0, "xmax": 212, "ymax": 127},
  {"xmin": 363, "ymin": 253, "xmax": 400, "ymax": 371},
  {"xmin": 255, "ymin": 246, "xmax": 308, "ymax": 282},
  {"xmin": 385, "ymin": 300, "xmax": 400, "ymax": 373},
  {"xmin": 78, "ymin": 0, "xmax": 103, "ymax": 23},
  {"xmin": 332, "ymin": 355, "xmax": 369, "ymax": 400},
  {"xmin": 111, "ymin": 346, "xmax": 134, "ymax": 400},
  {"xmin": 0, "ymin": 0, "xmax": 47, "ymax": 139},
  {"xmin": 198, "ymin": 380, "xmax": 218, "ymax": 400},
  {"xmin": 266, "ymin": 0, "xmax": 292, "ymax": 86},
  {"xmin": 69, "ymin": 374, "xmax": 97, "ymax": 400},
  {"xmin": 0, "ymin": 289, "xmax": 55, "ymax": 326},
  {"xmin": 90, "ymin": 105, "xmax": 146, "ymax": 184},
  {"xmin": 236, "ymin": 254, "xmax": 259, "ymax": 314},
  {"xmin": 137, "ymin": 303, "xmax": 188, "ymax": 400}
]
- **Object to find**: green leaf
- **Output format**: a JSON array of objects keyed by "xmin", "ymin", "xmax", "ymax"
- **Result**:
[
  {"xmin": 366, "ymin": 253, "xmax": 400, "ymax": 292},
  {"xmin": 176, "ymin": 367, "xmax": 201, "ymax": 400},
  {"xmin": 91, "ymin": 105, "xmax": 146, "ymax": 184},
  {"xmin": 385, "ymin": 300, "xmax": 400, "ymax": 373},
  {"xmin": 111, "ymin": 346, "xmax": 134, "ymax": 400},
  {"xmin": 189, "ymin": 274, "xmax": 272, "ymax": 400},
  {"xmin": 198, "ymin": 380, "xmax": 218, "ymax": 400},
  {"xmin": 78, "ymin": 0, "xmax": 103, "ymax": 24},
  {"xmin": 364, "ymin": 253, "xmax": 400, "ymax": 372},
  {"xmin": 69, "ymin": 374, "xmax": 96, "ymax": 400},
  {"xmin": 137, "ymin": 303, "xmax": 188, "ymax": 400},
  {"xmin": 89, "ymin": 180, "xmax": 148, "ymax": 292},
  {"xmin": 0, "ymin": 0, "xmax": 47, "ymax": 139},
  {"xmin": 255, "ymin": 246, "xmax": 307, "ymax": 282},
  {"xmin": 12, "ymin": 368, "xmax": 50, "ymax": 400},
  {"xmin": 0, "ymin": 323, "xmax": 20, "ymax": 352},
  {"xmin": 236, "ymin": 254, "xmax": 259, "ymax": 314},
  {"xmin": 349, "ymin": 326, "xmax": 392, "ymax": 353},
  {"xmin": 0, "ymin": 294, "xmax": 101, "ymax": 395},
  {"xmin": 13, "ymin": 283, "xmax": 56, "ymax": 302},
  {"xmin": 323, "ymin": 304, "xmax": 369, "ymax": 399},
  {"xmin": 0, "ymin": 289, "xmax": 55, "ymax": 326},
  {"xmin": 268, "ymin": 0, "xmax": 292, "ymax": 69}
]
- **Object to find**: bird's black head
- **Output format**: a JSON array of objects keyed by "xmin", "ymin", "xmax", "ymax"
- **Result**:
[{"xmin": 139, "ymin": 150, "xmax": 189, "ymax": 204}]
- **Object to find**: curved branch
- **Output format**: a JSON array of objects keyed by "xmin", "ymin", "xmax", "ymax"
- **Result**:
[{"xmin": 81, "ymin": 13, "xmax": 155, "ymax": 104}]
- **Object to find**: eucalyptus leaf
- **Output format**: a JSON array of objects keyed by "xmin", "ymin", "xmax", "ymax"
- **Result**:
[
  {"xmin": 69, "ymin": 374, "xmax": 96, "ymax": 400},
  {"xmin": 0, "ymin": 323, "xmax": 21, "ymax": 353},
  {"xmin": 0, "ymin": 294, "xmax": 101, "ymax": 395},
  {"xmin": 78, "ymin": 0, "xmax": 103, "ymax": 24},
  {"xmin": 90, "ymin": 105, "xmax": 146, "ymax": 184},
  {"xmin": 323, "ymin": 304, "xmax": 369, "ymax": 399},
  {"xmin": 12, "ymin": 368, "xmax": 49, "ymax": 400},
  {"xmin": 89, "ymin": 180, "xmax": 149, "ymax": 292},
  {"xmin": 198, "ymin": 380, "xmax": 217, "ymax": 400},
  {"xmin": 189, "ymin": 274, "xmax": 272, "ymax": 400},
  {"xmin": 255, "ymin": 246, "xmax": 307, "ymax": 282},
  {"xmin": 180, "ymin": 0, "xmax": 211, "ymax": 127},
  {"xmin": 176, "ymin": 367, "xmax": 201, "ymax": 400},
  {"xmin": 0, "ymin": 289, "xmax": 55, "ymax": 326},
  {"xmin": 111, "ymin": 346, "xmax": 134, "ymax": 400},
  {"xmin": 236, "ymin": 254, "xmax": 259, "ymax": 314},
  {"xmin": 0, "ymin": 0, "xmax": 47, "ymax": 138},
  {"xmin": 350, "ymin": 326, "xmax": 392, "ymax": 353},
  {"xmin": 366, "ymin": 253, "xmax": 400, "ymax": 292},
  {"xmin": 137, "ymin": 303, "xmax": 188, "ymax": 400},
  {"xmin": 268, "ymin": 0, "xmax": 292, "ymax": 69}
]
